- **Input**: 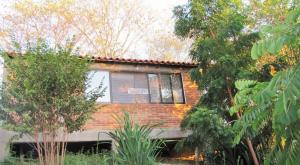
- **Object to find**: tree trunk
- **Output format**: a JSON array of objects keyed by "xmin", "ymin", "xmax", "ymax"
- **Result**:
[
  {"xmin": 226, "ymin": 81, "xmax": 260, "ymax": 165},
  {"xmin": 245, "ymin": 138, "xmax": 260, "ymax": 165},
  {"xmin": 195, "ymin": 146, "xmax": 200, "ymax": 165}
]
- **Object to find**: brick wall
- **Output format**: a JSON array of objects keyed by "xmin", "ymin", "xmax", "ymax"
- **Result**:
[{"xmin": 84, "ymin": 63, "xmax": 200, "ymax": 130}]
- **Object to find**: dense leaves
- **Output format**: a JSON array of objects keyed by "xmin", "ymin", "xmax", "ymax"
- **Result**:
[
  {"xmin": 0, "ymin": 41, "xmax": 104, "ymax": 133},
  {"xmin": 232, "ymin": 8, "xmax": 300, "ymax": 164},
  {"xmin": 0, "ymin": 41, "xmax": 104, "ymax": 165},
  {"xmin": 179, "ymin": 107, "xmax": 232, "ymax": 153},
  {"xmin": 251, "ymin": 8, "xmax": 300, "ymax": 60},
  {"xmin": 173, "ymin": 0, "xmax": 300, "ymax": 164},
  {"xmin": 174, "ymin": 0, "xmax": 259, "ymax": 109}
]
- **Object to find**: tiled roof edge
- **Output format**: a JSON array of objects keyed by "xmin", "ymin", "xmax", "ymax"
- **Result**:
[{"xmin": 83, "ymin": 56, "xmax": 198, "ymax": 67}]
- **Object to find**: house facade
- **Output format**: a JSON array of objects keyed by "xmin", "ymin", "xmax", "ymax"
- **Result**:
[
  {"xmin": 85, "ymin": 57, "xmax": 200, "ymax": 131},
  {"xmin": 0, "ymin": 57, "xmax": 200, "ymax": 159}
]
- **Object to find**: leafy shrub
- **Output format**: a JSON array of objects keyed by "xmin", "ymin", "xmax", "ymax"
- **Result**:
[{"xmin": 64, "ymin": 153, "xmax": 112, "ymax": 165}]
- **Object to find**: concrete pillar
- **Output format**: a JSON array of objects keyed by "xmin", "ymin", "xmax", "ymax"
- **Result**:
[
  {"xmin": 111, "ymin": 140, "xmax": 117, "ymax": 152},
  {"xmin": 0, "ymin": 129, "xmax": 12, "ymax": 161}
]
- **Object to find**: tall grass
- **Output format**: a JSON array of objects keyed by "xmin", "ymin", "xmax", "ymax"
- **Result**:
[
  {"xmin": 2, "ymin": 156, "xmax": 38, "ymax": 165},
  {"xmin": 2, "ymin": 153, "xmax": 113, "ymax": 165},
  {"xmin": 64, "ymin": 153, "xmax": 112, "ymax": 165},
  {"xmin": 109, "ymin": 112, "xmax": 164, "ymax": 165}
]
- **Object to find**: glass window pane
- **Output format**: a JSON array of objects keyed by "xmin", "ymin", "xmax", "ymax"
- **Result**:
[
  {"xmin": 160, "ymin": 74, "xmax": 173, "ymax": 103},
  {"xmin": 133, "ymin": 73, "xmax": 149, "ymax": 103},
  {"xmin": 111, "ymin": 73, "xmax": 135, "ymax": 103},
  {"xmin": 111, "ymin": 73, "xmax": 149, "ymax": 103},
  {"xmin": 86, "ymin": 70, "xmax": 111, "ymax": 103},
  {"xmin": 148, "ymin": 74, "xmax": 161, "ymax": 103},
  {"xmin": 171, "ymin": 74, "xmax": 184, "ymax": 103}
]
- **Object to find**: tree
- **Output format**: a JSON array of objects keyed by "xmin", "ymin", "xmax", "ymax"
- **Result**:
[
  {"xmin": 232, "ymin": 8, "xmax": 300, "ymax": 164},
  {"xmin": 0, "ymin": 0, "xmax": 152, "ymax": 57},
  {"xmin": 143, "ymin": 15, "xmax": 191, "ymax": 62},
  {"xmin": 246, "ymin": 0, "xmax": 299, "ymax": 30},
  {"xmin": 0, "ymin": 41, "xmax": 104, "ymax": 165},
  {"xmin": 145, "ymin": 30, "xmax": 191, "ymax": 62},
  {"xmin": 178, "ymin": 107, "xmax": 233, "ymax": 164},
  {"xmin": 173, "ymin": 0, "xmax": 260, "ymax": 164}
]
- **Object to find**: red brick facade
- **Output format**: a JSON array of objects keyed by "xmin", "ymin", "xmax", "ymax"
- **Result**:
[{"xmin": 84, "ymin": 62, "xmax": 200, "ymax": 130}]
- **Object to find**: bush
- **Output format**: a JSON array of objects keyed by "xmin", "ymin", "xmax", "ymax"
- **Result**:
[{"xmin": 64, "ymin": 153, "xmax": 111, "ymax": 165}]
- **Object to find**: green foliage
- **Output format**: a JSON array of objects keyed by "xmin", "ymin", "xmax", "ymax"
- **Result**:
[
  {"xmin": 174, "ymin": 1, "xmax": 264, "ymax": 164},
  {"xmin": 0, "ymin": 41, "xmax": 104, "ymax": 134},
  {"xmin": 2, "ymin": 153, "xmax": 113, "ymax": 165},
  {"xmin": 245, "ymin": 0, "xmax": 299, "ymax": 28},
  {"xmin": 230, "ymin": 80, "xmax": 271, "ymax": 144},
  {"xmin": 175, "ymin": 1, "xmax": 299, "ymax": 164},
  {"xmin": 64, "ymin": 153, "xmax": 112, "ymax": 165},
  {"xmin": 174, "ymin": 0, "xmax": 259, "ymax": 108},
  {"xmin": 261, "ymin": 65, "xmax": 300, "ymax": 129},
  {"xmin": 251, "ymin": 8, "xmax": 300, "ymax": 60},
  {"xmin": 2, "ymin": 156, "xmax": 38, "ymax": 165},
  {"xmin": 234, "ymin": 79, "xmax": 257, "ymax": 91},
  {"xmin": 180, "ymin": 107, "xmax": 232, "ymax": 153},
  {"xmin": 0, "ymin": 41, "xmax": 105, "ymax": 165},
  {"xmin": 108, "ymin": 112, "xmax": 163, "ymax": 165},
  {"xmin": 229, "ymin": 80, "xmax": 268, "ymax": 116},
  {"xmin": 233, "ymin": 8, "xmax": 300, "ymax": 164}
]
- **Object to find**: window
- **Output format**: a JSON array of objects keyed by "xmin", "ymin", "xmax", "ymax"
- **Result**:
[
  {"xmin": 111, "ymin": 72, "xmax": 149, "ymax": 103},
  {"xmin": 160, "ymin": 74, "xmax": 173, "ymax": 103},
  {"xmin": 86, "ymin": 70, "xmax": 111, "ymax": 103},
  {"xmin": 148, "ymin": 74, "xmax": 161, "ymax": 103},
  {"xmin": 171, "ymin": 74, "xmax": 184, "ymax": 103},
  {"xmin": 149, "ymin": 73, "xmax": 185, "ymax": 104},
  {"xmin": 85, "ymin": 71, "xmax": 185, "ymax": 104}
]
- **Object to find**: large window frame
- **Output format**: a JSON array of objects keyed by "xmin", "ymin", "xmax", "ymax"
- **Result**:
[{"xmin": 87, "ymin": 70, "xmax": 186, "ymax": 104}]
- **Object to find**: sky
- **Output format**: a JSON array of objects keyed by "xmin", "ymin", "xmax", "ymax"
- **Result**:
[
  {"xmin": 0, "ymin": 0, "xmax": 188, "ymax": 20},
  {"xmin": 143, "ymin": 0, "xmax": 187, "ymax": 29},
  {"xmin": 143, "ymin": 0, "xmax": 187, "ymax": 16}
]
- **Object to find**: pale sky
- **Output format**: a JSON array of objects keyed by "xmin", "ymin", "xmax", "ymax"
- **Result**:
[{"xmin": 0, "ymin": 0, "xmax": 188, "ymax": 19}]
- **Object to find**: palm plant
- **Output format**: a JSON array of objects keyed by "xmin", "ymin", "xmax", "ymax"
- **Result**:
[{"xmin": 108, "ymin": 112, "xmax": 164, "ymax": 165}]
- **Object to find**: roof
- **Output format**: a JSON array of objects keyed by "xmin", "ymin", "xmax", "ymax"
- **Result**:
[
  {"xmin": 6, "ymin": 53, "xmax": 198, "ymax": 67},
  {"xmin": 86, "ymin": 56, "xmax": 198, "ymax": 67}
]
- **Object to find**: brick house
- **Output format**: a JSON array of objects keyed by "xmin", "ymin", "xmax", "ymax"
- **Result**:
[{"xmin": 0, "ymin": 57, "xmax": 200, "ymax": 159}]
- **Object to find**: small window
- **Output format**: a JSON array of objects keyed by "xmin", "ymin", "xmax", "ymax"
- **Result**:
[{"xmin": 86, "ymin": 70, "xmax": 111, "ymax": 103}]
